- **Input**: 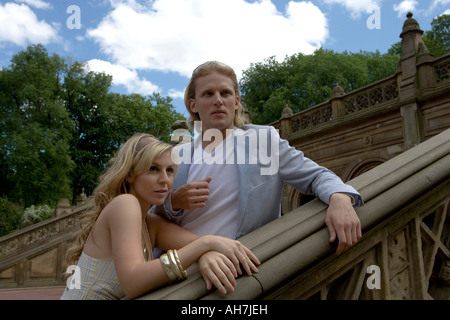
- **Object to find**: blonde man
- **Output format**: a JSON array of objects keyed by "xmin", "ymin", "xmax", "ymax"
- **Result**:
[{"xmin": 154, "ymin": 61, "xmax": 363, "ymax": 256}]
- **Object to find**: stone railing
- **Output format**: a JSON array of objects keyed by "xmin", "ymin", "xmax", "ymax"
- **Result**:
[
  {"xmin": 341, "ymin": 77, "xmax": 398, "ymax": 116},
  {"xmin": 271, "ymin": 73, "xmax": 401, "ymax": 140},
  {"xmin": 433, "ymin": 53, "xmax": 450, "ymax": 83},
  {"xmin": 0, "ymin": 200, "xmax": 93, "ymax": 288},
  {"xmin": 271, "ymin": 52, "xmax": 450, "ymax": 142},
  {"xmin": 140, "ymin": 128, "xmax": 450, "ymax": 300}
]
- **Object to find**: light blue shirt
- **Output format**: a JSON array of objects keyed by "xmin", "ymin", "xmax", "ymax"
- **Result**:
[{"xmin": 153, "ymin": 124, "xmax": 363, "ymax": 239}]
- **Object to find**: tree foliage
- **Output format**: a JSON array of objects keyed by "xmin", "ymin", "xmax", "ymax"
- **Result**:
[
  {"xmin": 240, "ymin": 49, "xmax": 399, "ymax": 124},
  {"xmin": 0, "ymin": 44, "xmax": 184, "ymax": 209},
  {"xmin": 241, "ymin": 15, "xmax": 449, "ymax": 125}
]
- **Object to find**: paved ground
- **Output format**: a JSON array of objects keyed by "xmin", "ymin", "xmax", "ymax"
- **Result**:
[{"xmin": 0, "ymin": 286, "xmax": 65, "ymax": 300}]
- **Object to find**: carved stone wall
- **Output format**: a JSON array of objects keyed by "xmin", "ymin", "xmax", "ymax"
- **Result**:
[
  {"xmin": 0, "ymin": 200, "xmax": 92, "ymax": 288},
  {"xmin": 265, "ymin": 179, "xmax": 450, "ymax": 300},
  {"xmin": 274, "ymin": 20, "xmax": 450, "ymax": 212}
]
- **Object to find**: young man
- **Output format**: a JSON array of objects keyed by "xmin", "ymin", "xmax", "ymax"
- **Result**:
[{"xmin": 154, "ymin": 61, "xmax": 363, "ymax": 255}]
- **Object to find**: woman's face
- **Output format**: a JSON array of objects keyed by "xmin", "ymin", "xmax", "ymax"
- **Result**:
[{"xmin": 128, "ymin": 150, "xmax": 175, "ymax": 208}]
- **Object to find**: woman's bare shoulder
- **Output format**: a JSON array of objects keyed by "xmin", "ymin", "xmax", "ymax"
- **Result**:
[{"xmin": 101, "ymin": 194, "xmax": 141, "ymax": 221}]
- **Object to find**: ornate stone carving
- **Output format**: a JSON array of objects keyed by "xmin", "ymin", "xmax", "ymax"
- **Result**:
[
  {"xmin": 435, "ymin": 60, "xmax": 450, "ymax": 83},
  {"xmin": 291, "ymin": 103, "xmax": 332, "ymax": 133},
  {"xmin": 343, "ymin": 79, "xmax": 398, "ymax": 115}
]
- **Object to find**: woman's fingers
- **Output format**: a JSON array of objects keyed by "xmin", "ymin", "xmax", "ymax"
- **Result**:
[{"xmin": 199, "ymin": 252, "xmax": 237, "ymax": 294}]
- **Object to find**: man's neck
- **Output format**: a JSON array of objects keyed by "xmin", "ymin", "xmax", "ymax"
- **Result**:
[{"xmin": 201, "ymin": 127, "xmax": 235, "ymax": 152}]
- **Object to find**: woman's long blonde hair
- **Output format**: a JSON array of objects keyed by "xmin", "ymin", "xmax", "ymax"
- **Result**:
[{"xmin": 64, "ymin": 133, "xmax": 174, "ymax": 267}]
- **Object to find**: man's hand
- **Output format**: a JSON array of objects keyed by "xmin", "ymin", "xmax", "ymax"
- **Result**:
[
  {"xmin": 171, "ymin": 176, "xmax": 212, "ymax": 210},
  {"xmin": 325, "ymin": 193, "xmax": 362, "ymax": 254}
]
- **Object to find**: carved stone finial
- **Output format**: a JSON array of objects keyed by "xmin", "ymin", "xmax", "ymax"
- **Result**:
[
  {"xmin": 171, "ymin": 120, "xmax": 188, "ymax": 130},
  {"xmin": 401, "ymin": 11, "xmax": 422, "ymax": 35},
  {"xmin": 332, "ymin": 82, "xmax": 345, "ymax": 98},
  {"xmin": 281, "ymin": 104, "xmax": 293, "ymax": 118}
]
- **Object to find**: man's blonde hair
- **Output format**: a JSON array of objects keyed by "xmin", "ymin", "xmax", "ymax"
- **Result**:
[{"xmin": 184, "ymin": 61, "xmax": 245, "ymax": 130}]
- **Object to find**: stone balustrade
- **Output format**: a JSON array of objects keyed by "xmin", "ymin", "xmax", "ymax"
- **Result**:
[{"xmin": 140, "ymin": 128, "xmax": 450, "ymax": 300}]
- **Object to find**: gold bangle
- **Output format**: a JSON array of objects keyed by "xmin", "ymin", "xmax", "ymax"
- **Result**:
[
  {"xmin": 167, "ymin": 250, "xmax": 183, "ymax": 279},
  {"xmin": 160, "ymin": 253, "xmax": 177, "ymax": 282},
  {"xmin": 172, "ymin": 249, "xmax": 187, "ymax": 280}
]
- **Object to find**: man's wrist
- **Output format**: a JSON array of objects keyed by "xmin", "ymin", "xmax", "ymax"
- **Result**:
[{"xmin": 330, "ymin": 192, "xmax": 354, "ymax": 204}]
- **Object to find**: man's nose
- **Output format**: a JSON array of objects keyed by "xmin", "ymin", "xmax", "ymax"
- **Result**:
[{"xmin": 212, "ymin": 92, "xmax": 223, "ymax": 105}]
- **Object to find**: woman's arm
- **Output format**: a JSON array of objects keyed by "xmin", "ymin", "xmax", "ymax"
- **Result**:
[
  {"xmin": 147, "ymin": 213, "xmax": 260, "ymax": 294},
  {"xmin": 107, "ymin": 198, "xmax": 259, "ymax": 298}
]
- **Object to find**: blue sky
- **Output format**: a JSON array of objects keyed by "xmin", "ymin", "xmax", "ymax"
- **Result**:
[{"xmin": 0, "ymin": 0, "xmax": 449, "ymax": 118}]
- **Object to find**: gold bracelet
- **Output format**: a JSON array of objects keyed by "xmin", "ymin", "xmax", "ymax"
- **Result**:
[
  {"xmin": 167, "ymin": 250, "xmax": 183, "ymax": 280},
  {"xmin": 172, "ymin": 249, "xmax": 187, "ymax": 279},
  {"xmin": 160, "ymin": 253, "xmax": 177, "ymax": 282}
]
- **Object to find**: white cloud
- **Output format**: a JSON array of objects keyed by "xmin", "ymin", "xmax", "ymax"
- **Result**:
[
  {"xmin": 86, "ymin": 59, "xmax": 160, "ymax": 95},
  {"xmin": 86, "ymin": 0, "xmax": 329, "ymax": 78},
  {"xmin": 168, "ymin": 89, "xmax": 185, "ymax": 100},
  {"xmin": 323, "ymin": 0, "xmax": 381, "ymax": 19},
  {"xmin": 14, "ymin": 0, "xmax": 52, "ymax": 10},
  {"xmin": 393, "ymin": 0, "xmax": 418, "ymax": 18},
  {"xmin": 432, "ymin": 0, "xmax": 450, "ymax": 7},
  {"xmin": 0, "ymin": 3, "xmax": 58, "ymax": 46}
]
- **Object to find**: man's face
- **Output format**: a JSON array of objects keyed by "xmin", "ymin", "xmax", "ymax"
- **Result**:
[{"xmin": 189, "ymin": 71, "xmax": 239, "ymax": 133}]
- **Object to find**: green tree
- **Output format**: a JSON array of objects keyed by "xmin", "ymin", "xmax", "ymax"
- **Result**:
[
  {"xmin": 62, "ymin": 62, "xmax": 184, "ymax": 201},
  {"xmin": 424, "ymin": 14, "xmax": 450, "ymax": 57},
  {"xmin": 240, "ymin": 49, "xmax": 398, "ymax": 124},
  {"xmin": 0, "ymin": 44, "xmax": 75, "ymax": 207},
  {"xmin": 0, "ymin": 44, "xmax": 184, "ymax": 213}
]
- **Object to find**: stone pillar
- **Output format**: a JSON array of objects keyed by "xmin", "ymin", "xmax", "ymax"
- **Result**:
[
  {"xmin": 76, "ymin": 188, "xmax": 88, "ymax": 206},
  {"xmin": 54, "ymin": 198, "xmax": 71, "ymax": 217},
  {"xmin": 398, "ymin": 12, "xmax": 427, "ymax": 149},
  {"xmin": 280, "ymin": 104, "xmax": 293, "ymax": 139},
  {"xmin": 330, "ymin": 83, "xmax": 346, "ymax": 121}
]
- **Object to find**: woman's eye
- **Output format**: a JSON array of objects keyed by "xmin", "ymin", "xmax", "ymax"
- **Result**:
[{"xmin": 149, "ymin": 166, "xmax": 158, "ymax": 172}]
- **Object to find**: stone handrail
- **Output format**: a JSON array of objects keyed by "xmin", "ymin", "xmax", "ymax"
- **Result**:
[
  {"xmin": 270, "ymin": 52, "xmax": 450, "ymax": 141},
  {"xmin": 0, "ymin": 201, "xmax": 91, "ymax": 259},
  {"xmin": 432, "ymin": 52, "xmax": 450, "ymax": 83},
  {"xmin": 0, "ymin": 199, "xmax": 94, "ymax": 288},
  {"xmin": 140, "ymin": 128, "xmax": 450, "ymax": 299}
]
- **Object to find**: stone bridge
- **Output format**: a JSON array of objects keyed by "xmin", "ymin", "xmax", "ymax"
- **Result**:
[{"xmin": 0, "ymin": 13, "xmax": 449, "ymax": 299}]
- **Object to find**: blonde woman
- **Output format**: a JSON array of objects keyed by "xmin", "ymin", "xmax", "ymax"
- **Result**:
[{"xmin": 61, "ymin": 133, "xmax": 260, "ymax": 300}]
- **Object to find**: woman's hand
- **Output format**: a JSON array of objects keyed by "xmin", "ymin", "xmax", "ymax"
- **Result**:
[
  {"xmin": 202, "ymin": 235, "xmax": 260, "ymax": 277},
  {"xmin": 198, "ymin": 251, "xmax": 238, "ymax": 295}
]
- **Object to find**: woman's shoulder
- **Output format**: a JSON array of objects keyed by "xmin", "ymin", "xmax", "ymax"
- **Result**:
[
  {"xmin": 110, "ymin": 193, "xmax": 139, "ymax": 205},
  {"xmin": 102, "ymin": 194, "xmax": 141, "ymax": 220}
]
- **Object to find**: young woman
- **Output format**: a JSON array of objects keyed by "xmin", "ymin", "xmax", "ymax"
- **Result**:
[{"xmin": 61, "ymin": 133, "xmax": 260, "ymax": 300}]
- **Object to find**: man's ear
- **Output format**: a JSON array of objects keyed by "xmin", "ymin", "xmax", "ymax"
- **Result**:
[{"xmin": 189, "ymin": 98, "xmax": 197, "ymax": 113}]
